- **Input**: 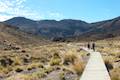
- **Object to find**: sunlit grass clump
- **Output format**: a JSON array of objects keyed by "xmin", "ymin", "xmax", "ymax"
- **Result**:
[
  {"xmin": 50, "ymin": 52, "xmax": 62, "ymax": 66},
  {"xmin": 72, "ymin": 59, "xmax": 84, "ymax": 75}
]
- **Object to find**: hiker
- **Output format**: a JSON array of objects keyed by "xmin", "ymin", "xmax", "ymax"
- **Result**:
[
  {"xmin": 92, "ymin": 42, "xmax": 95, "ymax": 51},
  {"xmin": 87, "ymin": 43, "xmax": 90, "ymax": 49}
]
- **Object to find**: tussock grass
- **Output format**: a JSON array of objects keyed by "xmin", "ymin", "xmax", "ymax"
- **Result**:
[
  {"xmin": 0, "ymin": 43, "xmax": 88, "ymax": 80},
  {"xmin": 104, "ymin": 59, "xmax": 113, "ymax": 73},
  {"xmin": 96, "ymin": 40, "xmax": 120, "ymax": 80},
  {"xmin": 63, "ymin": 50, "xmax": 77, "ymax": 65},
  {"xmin": 50, "ymin": 52, "xmax": 62, "ymax": 66},
  {"xmin": 72, "ymin": 59, "xmax": 84, "ymax": 75},
  {"xmin": 111, "ymin": 68, "xmax": 120, "ymax": 80}
]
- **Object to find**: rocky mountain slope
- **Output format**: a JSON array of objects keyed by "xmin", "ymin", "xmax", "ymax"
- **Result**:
[
  {"xmin": 79, "ymin": 16, "xmax": 120, "ymax": 40},
  {"xmin": 0, "ymin": 22, "xmax": 47, "ymax": 50},
  {"xmin": 4, "ymin": 17, "xmax": 91, "ymax": 38},
  {"xmin": 4, "ymin": 16, "xmax": 120, "ymax": 41}
]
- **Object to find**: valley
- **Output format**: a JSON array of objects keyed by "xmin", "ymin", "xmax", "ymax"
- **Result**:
[{"xmin": 0, "ymin": 16, "xmax": 120, "ymax": 80}]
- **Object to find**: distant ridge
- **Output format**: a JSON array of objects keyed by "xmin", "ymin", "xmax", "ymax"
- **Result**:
[
  {"xmin": 4, "ymin": 17, "xmax": 91, "ymax": 38},
  {"xmin": 4, "ymin": 16, "xmax": 120, "ymax": 41},
  {"xmin": 78, "ymin": 16, "xmax": 120, "ymax": 41}
]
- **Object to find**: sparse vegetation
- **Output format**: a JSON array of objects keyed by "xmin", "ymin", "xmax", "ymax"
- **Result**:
[
  {"xmin": 0, "ymin": 43, "xmax": 89, "ymax": 80},
  {"xmin": 96, "ymin": 39, "xmax": 120, "ymax": 80}
]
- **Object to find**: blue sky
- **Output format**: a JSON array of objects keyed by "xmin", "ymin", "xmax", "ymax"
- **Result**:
[{"xmin": 0, "ymin": 0, "xmax": 120, "ymax": 22}]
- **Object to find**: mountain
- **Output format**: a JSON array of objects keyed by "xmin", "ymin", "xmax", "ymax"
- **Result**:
[
  {"xmin": 4, "ymin": 16, "xmax": 120, "ymax": 41},
  {"xmin": 78, "ymin": 16, "xmax": 120, "ymax": 41},
  {"xmin": 4, "ymin": 17, "xmax": 38, "ymax": 34},
  {"xmin": 4, "ymin": 17, "xmax": 91, "ymax": 38},
  {"xmin": 0, "ymin": 22, "xmax": 46, "ymax": 50}
]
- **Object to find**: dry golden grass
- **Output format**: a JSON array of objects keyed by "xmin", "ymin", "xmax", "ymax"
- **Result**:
[
  {"xmin": 104, "ymin": 58, "xmax": 113, "ymax": 72},
  {"xmin": 96, "ymin": 39, "xmax": 120, "ymax": 80},
  {"xmin": 50, "ymin": 52, "xmax": 62, "ymax": 66},
  {"xmin": 0, "ymin": 42, "xmax": 89, "ymax": 80},
  {"xmin": 64, "ymin": 52, "xmax": 77, "ymax": 65},
  {"xmin": 6, "ymin": 72, "xmax": 46, "ymax": 80},
  {"xmin": 72, "ymin": 59, "xmax": 84, "ymax": 75},
  {"xmin": 110, "ymin": 68, "xmax": 120, "ymax": 80}
]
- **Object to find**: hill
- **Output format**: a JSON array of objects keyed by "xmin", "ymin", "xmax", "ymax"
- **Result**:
[
  {"xmin": 78, "ymin": 16, "xmax": 120, "ymax": 41},
  {"xmin": 4, "ymin": 17, "xmax": 91, "ymax": 38},
  {"xmin": 0, "ymin": 22, "xmax": 47, "ymax": 50},
  {"xmin": 4, "ymin": 16, "xmax": 120, "ymax": 41}
]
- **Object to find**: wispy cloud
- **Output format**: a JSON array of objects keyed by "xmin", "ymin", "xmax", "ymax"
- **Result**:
[
  {"xmin": 0, "ymin": 0, "xmax": 64, "ymax": 21},
  {"xmin": 0, "ymin": 0, "xmax": 44, "ymax": 21}
]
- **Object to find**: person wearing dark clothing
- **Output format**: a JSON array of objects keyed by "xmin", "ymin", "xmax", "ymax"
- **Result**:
[
  {"xmin": 87, "ymin": 43, "xmax": 90, "ymax": 49},
  {"xmin": 92, "ymin": 42, "xmax": 95, "ymax": 51}
]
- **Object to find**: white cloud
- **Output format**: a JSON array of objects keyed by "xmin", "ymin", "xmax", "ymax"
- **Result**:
[
  {"xmin": 0, "ymin": 0, "xmax": 64, "ymax": 21},
  {"xmin": 0, "ymin": 0, "xmax": 44, "ymax": 21},
  {"xmin": 0, "ymin": 15, "xmax": 13, "ymax": 21}
]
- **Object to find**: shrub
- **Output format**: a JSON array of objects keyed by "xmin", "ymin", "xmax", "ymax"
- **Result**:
[
  {"xmin": 23, "ymin": 58, "xmax": 30, "ymax": 63},
  {"xmin": 50, "ymin": 58, "xmax": 61, "ymax": 66},
  {"xmin": 6, "ymin": 74, "xmax": 38, "ymax": 80},
  {"xmin": 7, "ymin": 58, "xmax": 14, "ymax": 65},
  {"xmin": 0, "ymin": 58, "xmax": 13, "ymax": 67},
  {"xmin": 72, "ymin": 59, "xmax": 84, "ymax": 75},
  {"xmin": 0, "ymin": 59, "xmax": 7, "ymax": 67},
  {"xmin": 110, "ymin": 68, "xmax": 120, "ymax": 80},
  {"xmin": 64, "ymin": 53, "xmax": 77, "ymax": 65},
  {"xmin": 32, "ymin": 71, "xmax": 46, "ymax": 79},
  {"xmin": 27, "ymin": 63, "xmax": 43, "ymax": 71},
  {"xmin": 50, "ymin": 53, "xmax": 61, "ymax": 66},
  {"xmin": 44, "ymin": 66, "xmax": 54, "ymax": 74},
  {"xmin": 13, "ymin": 56, "xmax": 22, "ymax": 65},
  {"xmin": 104, "ymin": 59, "xmax": 113, "ymax": 72},
  {"xmin": 21, "ymin": 50, "xmax": 26, "ymax": 53},
  {"xmin": 0, "ymin": 66, "xmax": 13, "ymax": 74},
  {"xmin": 15, "ymin": 68, "xmax": 23, "ymax": 73},
  {"xmin": 59, "ymin": 72, "xmax": 65, "ymax": 80},
  {"xmin": 111, "ymin": 77, "xmax": 119, "ymax": 80}
]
